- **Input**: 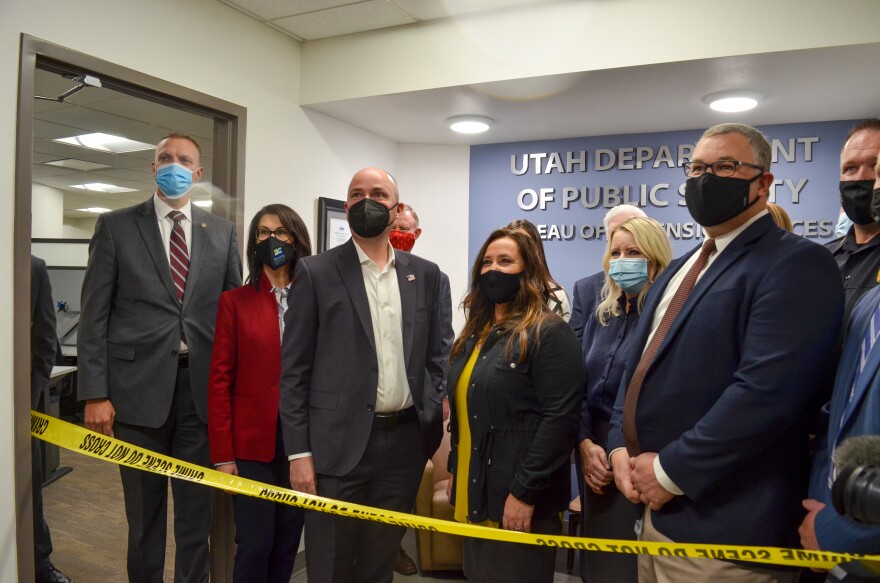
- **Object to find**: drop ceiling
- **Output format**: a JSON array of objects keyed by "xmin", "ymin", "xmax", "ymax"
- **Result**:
[
  {"xmin": 33, "ymin": 68, "xmax": 214, "ymax": 220},
  {"xmin": 31, "ymin": 0, "xmax": 880, "ymax": 222}
]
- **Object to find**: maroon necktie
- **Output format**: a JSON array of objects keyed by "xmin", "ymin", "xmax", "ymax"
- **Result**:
[
  {"xmin": 167, "ymin": 210, "xmax": 189, "ymax": 302},
  {"xmin": 622, "ymin": 238, "xmax": 716, "ymax": 456}
]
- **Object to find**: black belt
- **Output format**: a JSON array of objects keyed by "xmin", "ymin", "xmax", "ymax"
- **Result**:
[
  {"xmin": 177, "ymin": 353, "xmax": 189, "ymax": 368},
  {"xmin": 372, "ymin": 406, "xmax": 417, "ymax": 429}
]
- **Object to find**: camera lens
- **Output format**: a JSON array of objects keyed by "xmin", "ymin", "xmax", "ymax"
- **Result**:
[{"xmin": 832, "ymin": 465, "xmax": 880, "ymax": 526}]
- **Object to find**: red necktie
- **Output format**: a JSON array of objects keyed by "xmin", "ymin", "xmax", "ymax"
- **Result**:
[
  {"xmin": 167, "ymin": 210, "xmax": 189, "ymax": 302},
  {"xmin": 622, "ymin": 238, "xmax": 716, "ymax": 456}
]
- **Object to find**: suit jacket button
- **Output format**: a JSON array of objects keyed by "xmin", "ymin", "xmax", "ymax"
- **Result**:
[
  {"xmin": 371, "ymin": 367, "xmax": 378, "ymax": 373},
  {"xmin": 171, "ymin": 350, "xmax": 178, "ymax": 356},
  {"xmin": 367, "ymin": 405, "xmax": 374, "ymax": 412}
]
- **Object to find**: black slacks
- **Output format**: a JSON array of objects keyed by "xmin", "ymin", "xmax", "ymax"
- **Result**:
[
  {"xmin": 232, "ymin": 424, "xmax": 305, "ymax": 583},
  {"xmin": 115, "ymin": 367, "xmax": 213, "ymax": 583},
  {"xmin": 304, "ymin": 416, "xmax": 425, "ymax": 583},
  {"xmin": 31, "ymin": 436, "xmax": 53, "ymax": 571}
]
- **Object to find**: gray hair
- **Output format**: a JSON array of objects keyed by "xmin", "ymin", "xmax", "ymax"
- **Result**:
[
  {"xmin": 700, "ymin": 123, "xmax": 772, "ymax": 172},
  {"xmin": 603, "ymin": 204, "xmax": 647, "ymax": 235}
]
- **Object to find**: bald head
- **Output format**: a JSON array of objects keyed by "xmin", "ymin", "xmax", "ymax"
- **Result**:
[{"xmin": 347, "ymin": 167, "xmax": 399, "ymax": 206}]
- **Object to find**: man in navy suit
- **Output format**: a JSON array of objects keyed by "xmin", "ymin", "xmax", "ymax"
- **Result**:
[
  {"xmin": 569, "ymin": 204, "xmax": 646, "ymax": 342},
  {"xmin": 607, "ymin": 123, "xmax": 844, "ymax": 581},
  {"xmin": 800, "ymin": 154, "xmax": 880, "ymax": 556}
]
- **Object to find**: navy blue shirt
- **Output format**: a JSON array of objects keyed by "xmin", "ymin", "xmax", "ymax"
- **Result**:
[{"xmin": 578, "ymin": 294, "xmax": 641, "ymax": 444}]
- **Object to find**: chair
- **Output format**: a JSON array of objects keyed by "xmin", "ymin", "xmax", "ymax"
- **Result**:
[{"xmin": 414, "ymin": 430, "xmax": 464, "ymax": 573}]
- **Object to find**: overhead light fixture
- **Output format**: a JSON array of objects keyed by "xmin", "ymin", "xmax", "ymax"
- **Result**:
[
  {"xmin": 448, "ymin": 115, "xmax": 494, "ymax": 134},
  {"xmin": 44, "ymin": 158, "xmax": 112, "ymax": 171},
  {"xmin": 54, "ymin": 132, "xmax": 155, "ymax": 153},
  {"xmin": 69, "ymin": 183, "xmax": 138, "ymax": 193},
  {"xmin": 703, "ymin": 91, "xmax": 763, "ymax": 113},
  {"xmin": 193, "ymin": 200, "xmax": 213, "ymax": 208},
  {"xmin": 76, "ymin": 207, "xmax": 111, "ymax": 214}
]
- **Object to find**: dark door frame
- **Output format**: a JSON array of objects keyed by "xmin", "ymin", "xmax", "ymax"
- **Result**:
[{"xmin": 14, "ymin": 33, "xmax": 246, "ymax": 582}]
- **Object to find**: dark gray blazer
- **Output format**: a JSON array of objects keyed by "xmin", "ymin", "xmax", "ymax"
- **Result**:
[
  {"xmin": 78, "ymin": 198, "xmax": 241, "ymax": 427},
  {"xmin": 31, "ymin": 255, "xmax": 57, "ymax": 409},
  {"xmin": 280, "ymin": 239, "xmax": 446, "ymax": 476}
]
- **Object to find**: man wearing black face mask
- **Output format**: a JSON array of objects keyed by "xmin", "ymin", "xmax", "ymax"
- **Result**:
[
  {"xmin": 280, "ymin": 168, "xmax": 446, "ymax": 583},
  {"xmin": 607, "ymin": 123, "xmax": 843, "ymax": 581},
  {"xmin": 825, "ymin": 119, "xmax": 880, "ymax": 323}
]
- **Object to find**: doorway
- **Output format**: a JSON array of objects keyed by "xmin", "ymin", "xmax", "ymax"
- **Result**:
[{"xmin": 15, "ymin": 34, "xmax": 246, "ymax": 582}]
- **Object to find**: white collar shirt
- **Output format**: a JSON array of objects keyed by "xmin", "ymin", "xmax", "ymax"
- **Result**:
[{"xmin": 353, "ymin": 240, "xmax": 413, "ymax": 413}]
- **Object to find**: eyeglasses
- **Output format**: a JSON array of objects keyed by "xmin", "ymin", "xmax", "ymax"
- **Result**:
[
  {"xmin": 256, "ymin": 227, "xmax": 292, "ymax": 242},
  {"xmin": 683, "ymin": 160, "xmax": 764, "ymax": 178}
]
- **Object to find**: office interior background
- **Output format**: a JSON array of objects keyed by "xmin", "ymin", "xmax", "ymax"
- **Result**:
[{"xmin": 4, "ymin": 0, "xmax": 880, "ymax": 580}]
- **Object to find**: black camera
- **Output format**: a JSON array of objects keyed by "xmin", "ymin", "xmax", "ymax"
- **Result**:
[{"xmin": 833, "ymin": 465, "xmax": 880, "ymax": 527}]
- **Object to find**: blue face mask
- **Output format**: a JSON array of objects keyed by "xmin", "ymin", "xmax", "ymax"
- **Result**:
[
  {"xmin": 608, "ymin": 258, "xmax": 650, "ymax": 294},
  {"xmin": 835, "ymin": 212, "xmax": 854, "ymax": 238},
  {"xmin": 155, "ymin": 163, "xmax": 194, "ymax": 199}
]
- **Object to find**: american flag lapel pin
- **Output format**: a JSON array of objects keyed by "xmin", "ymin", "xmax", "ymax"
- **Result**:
[{"xmin": 407, "ymin": 274, "xmax": 416, "ymax": 282}]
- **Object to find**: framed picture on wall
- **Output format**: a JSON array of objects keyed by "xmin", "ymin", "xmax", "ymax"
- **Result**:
[{"xmin": 317, "ymin": 197, "xmax": 350, "ymax": 253}]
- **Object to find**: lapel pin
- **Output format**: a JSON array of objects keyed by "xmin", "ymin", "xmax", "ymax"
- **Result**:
[
  {"xmin": 201, "ymin": 223, "xmax": 207, "ymax": 228},
  {"xmin": 407, "ymin": 274, "xmax": 416, "ymax": 281}
]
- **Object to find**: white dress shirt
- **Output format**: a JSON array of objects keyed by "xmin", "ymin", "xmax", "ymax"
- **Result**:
[{"xmin": 353, "ymin": 240, "xmax": 413, "ymax": 413}]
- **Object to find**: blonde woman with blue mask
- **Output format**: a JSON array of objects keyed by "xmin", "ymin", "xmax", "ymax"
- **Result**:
[{"xmin": 576, "ymin": 217, "xmax": 671, "ymax": 583}]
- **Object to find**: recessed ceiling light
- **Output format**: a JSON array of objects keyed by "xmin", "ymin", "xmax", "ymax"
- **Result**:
[
  {"xmin": 448, "ymin": 115, "xmax": 494, "ymax": 134},
  {"xmin": 69, "ymin": 183, "xmax": 138, "ymax": 193},
  {"xmin": 703, "ymin": 91, "xmax": 763, "ymax": 113},
  {"xmin": 44, "ymin": 158, "xmax": 112, "ymax": 171},
  {"xmin": 54, "ymin": 132, "xmax": 155, "ymax": 153},
  {"xmin": 76, "ymin": 207, "xmax": 111, "ymax": 214},
  {"xmin": 193, "ymin": 200, "xmax": 212, "ymax": 208}
]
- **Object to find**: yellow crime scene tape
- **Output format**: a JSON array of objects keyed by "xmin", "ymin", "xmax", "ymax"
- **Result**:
[{"xmin": 31, "ymin": 411, "xmax": 880, "ymax": 571}]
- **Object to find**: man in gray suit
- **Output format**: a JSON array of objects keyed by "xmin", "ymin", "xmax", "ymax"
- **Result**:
[
  {"xmin": 281, "ymin": 168, "xmax": 446, "ymax": 583},
  {"xmin": 78, "ymin": 133, "xmax": 241, "ymax": 583}
]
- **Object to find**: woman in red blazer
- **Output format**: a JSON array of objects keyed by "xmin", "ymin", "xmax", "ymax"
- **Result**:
[{"xmin": 208, "ymin": 204, "xmax": 311, "ymax": 583}]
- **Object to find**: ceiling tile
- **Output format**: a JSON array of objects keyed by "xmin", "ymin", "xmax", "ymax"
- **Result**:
[
  {"xmin": 225, "ymin": 0, "xmax": 363, "ymax": 20},
  {"xmin": 391, "ymin": 0, "xmax": 542, "ymax": 21},
  {"xmin": 273, "ymin": 0, "xmax": 416, "ymax": 41}
]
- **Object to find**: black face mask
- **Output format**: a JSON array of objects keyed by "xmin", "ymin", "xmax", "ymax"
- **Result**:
[
  {"xmin": 255, "ymin": 237, "xmax": 294, "ymax": 270},
  {"xmin": 871, "ymin": 188, "xmax": 880, "ymax": 223},
  {"xmin": 841, "ymin": 180, "xmax": 877, "ymax": 225},
  {"xmin": 480, "ymin": 270, "xmax": 523, "ymax": 304},
  {"xmin": 348, "ymin": 198, "xmax": 393, "ymax": 238},
  {"xmin": 685, "ymin": 172, "xmax": 763, "ymax": 227}
]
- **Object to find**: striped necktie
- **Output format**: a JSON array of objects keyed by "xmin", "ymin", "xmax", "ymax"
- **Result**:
[
  {"xmin": 622, "ymin": 238, "xmax": 716, "ymax": 456},
  {"xmin": 167, "ymin": 210, "xmax": 189, "ymax": 302}
]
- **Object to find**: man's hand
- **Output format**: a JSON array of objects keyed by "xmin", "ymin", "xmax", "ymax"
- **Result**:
[
  {"xmin": 579, "ymin": 438, "xmax": 613, "ymax": 495},
  {"xmin": 610, "ymin": 449, "xmax": 641, "ymax": 504},
  {"xmin": 84, "ymin": 398, "xmax": 116, "ymax": 436},
  {"xmin": 630, "ymin": 452, "xmax": 674, "ymax": 511},
  {"xmin": 289, "ymin": 456, "xmax": 317, "ymax": 495},
  {"xmin": 799, "ymin": 499, "xmax": 825, "ymax": 551},
  {"xmin": 442, "ymin": 397, "xmax": 450, "ymax": 422},
  {"xmin": 446, "ymin": 475, "xmax": 453, "ymax": 503},
  {"xmin": 501, "ymin": 493, "xmax": 535, "ymax": 533}
]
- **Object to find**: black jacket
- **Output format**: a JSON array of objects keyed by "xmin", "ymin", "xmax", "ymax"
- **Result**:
[{"xmin": 448, "ymin": 318, "xmax": 583, "ymax": 523}]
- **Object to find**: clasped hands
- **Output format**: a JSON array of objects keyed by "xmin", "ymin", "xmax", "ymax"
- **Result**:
[{"xmin": 610, "ymin": 450, "xmax": 674, "ymax": 511}]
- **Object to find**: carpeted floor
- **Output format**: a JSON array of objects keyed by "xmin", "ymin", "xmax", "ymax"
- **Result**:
[{"xmin": 42, "ymin": 445, "xmax": 176, "ymax": 581}]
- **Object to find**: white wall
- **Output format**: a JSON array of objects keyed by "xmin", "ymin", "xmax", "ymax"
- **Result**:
[
  {"xmin": 301, "ymin": 0, "xmax": 880, "ymax": 104},
  {"xmin": 395, "ymin": 144, "xmax": 470, "ymax": 333},
  {"xmin": 0, "ymin": 1, "xmax": 420, "ymax": 579},
  {"xmin": 31, "ymin": 184, "xmax": 64, "ymax": 239},
  {"xmin": 61, "ymin": 217, "xmax": 98, "ymax": 239}
]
